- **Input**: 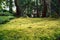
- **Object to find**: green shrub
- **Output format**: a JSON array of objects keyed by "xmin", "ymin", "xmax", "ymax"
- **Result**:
[
  {"xmin": 0, "ymin": 12, "xmax": 13, "ymax": 16},
  {"xmin": 0, "ymin": 16, "xmax": 14, "ymax": 24},
  {"xmin": 51, "ymin": 13, "xmax": 59, "ymax": 18}
]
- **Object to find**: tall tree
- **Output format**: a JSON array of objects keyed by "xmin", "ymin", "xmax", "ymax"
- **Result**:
[
  {"xmin": 9, "ymin": 0, "xmax": 13, "ymax": 13},
  {"xmin": 40, "ymin": 0, "xmax": 51, "ymax": 17},
  {"xmin": 36, "ymin": 0, "xmax": 40, "ymax": 17},
  {"xmin": 41, "ymin": 0, "xmax": 47, "ymax": 17},
  {"xmin": 46, "ymin": 0, "xmax": 51, "ymax": 17},
  {"xmin": 14, "ymin": 0, "xmax": 22, "ymax": 17}
]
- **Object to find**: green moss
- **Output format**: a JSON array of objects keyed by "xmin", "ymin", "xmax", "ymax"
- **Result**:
[{"xmin": 0, "ymin": 18, "xmax": 60, "ymax": 40}]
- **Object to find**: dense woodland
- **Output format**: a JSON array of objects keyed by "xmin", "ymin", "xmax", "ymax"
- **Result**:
[{"xmin": 0, "ymin": 0, "xmax": 60, "ymax": 18}]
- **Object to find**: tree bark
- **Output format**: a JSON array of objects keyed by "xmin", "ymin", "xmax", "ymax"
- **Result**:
[
  {"xmin": 14, "ymin": 0, "xmax": 22, "ymax": 17},
  {"xmin": 9, "ymin": 0, "xmax": 13, "ymax": 13},
  {"xmin": 42, "ymin": 0, "xmax": 47, "ymax": 17},
  {"xmin": 36, "ymin": 0, "xmax": 40, "ymax": 17},
  {"xmin": 46, "ymin": 0, "xmax": 51, "ymax": 17}
]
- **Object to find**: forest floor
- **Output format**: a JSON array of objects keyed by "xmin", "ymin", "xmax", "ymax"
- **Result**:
[{"xmin": 0, "ymin": 18, "xmax": 60, "ymax": 40}]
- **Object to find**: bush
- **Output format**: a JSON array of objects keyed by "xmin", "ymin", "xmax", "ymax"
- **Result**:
[
  {"xmin": 0, "ymin": 12, "xmax": 13, "ymax": 16},
  {"xmin": 51, "ymin": 13, "xmax": 59, "ymax": 18},
  {"xmin": 0, "ymin": 16, "xmax": 14, "ymax": 24}
]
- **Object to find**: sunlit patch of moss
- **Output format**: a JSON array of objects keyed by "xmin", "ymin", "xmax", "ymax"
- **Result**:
[{"xmin": 0, "ymin": 18, "xmax": 60, "ymax": 40}]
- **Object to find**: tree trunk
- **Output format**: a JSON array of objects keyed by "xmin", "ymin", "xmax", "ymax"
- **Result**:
[
  {"xmin": 36, "ymin": 0, "xmax": 40, "ymax": 17},
  {"xmin": 14, "ymin": 0, "xmax": 22, "ymax": 17},
  {"xmin": 42, "ymin": 0, "xmax": 47, "ymax": 17},
  {"xmin": 46, "ymin": 0, "xmax": 51, "ymax": 17},
  {"xmin": 9, "ymin": 0, "xmax": 13, "ymax": 13}
]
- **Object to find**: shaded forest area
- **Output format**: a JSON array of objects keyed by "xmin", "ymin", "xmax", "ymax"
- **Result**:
[
  {"xmin": 14, "ymin": 0, "xmax": 60, "ymax": 18},
  {"xmin": 0, "ymin": 0, "xmax": 60, "ymax": 18},
  {"xmin": 0, "ymin": 0, "xmax": 60, "ymax": 24}
]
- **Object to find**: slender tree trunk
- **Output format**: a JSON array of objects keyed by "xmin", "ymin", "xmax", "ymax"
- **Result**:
[
  {"xmin": 36, "ymin": 0, "xmax": 40, "ymax": 17},
  {"xmin": 42, "ymin": 0, "xmax": 47, "ymax": 17},
  {"xmin": 46, "ymin": 0, "xmax": 51, "ymax": 17},
  {"xmin": 9, "ymin": 0, "xmax": 13, "ymax": 13},
  {"xmin": 14, "ymin": 0, "xmax": 22, "ymax": 17}
]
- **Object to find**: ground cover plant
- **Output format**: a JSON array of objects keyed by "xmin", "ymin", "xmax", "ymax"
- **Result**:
[{"xmin": 0, "ymin": 18, "xmax": 60, "ymax": 40}]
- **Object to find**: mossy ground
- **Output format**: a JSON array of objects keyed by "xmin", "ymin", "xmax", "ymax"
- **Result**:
[{"xmin": 0, "ymin": 18, "xmax": 60, "ymax": 40}]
